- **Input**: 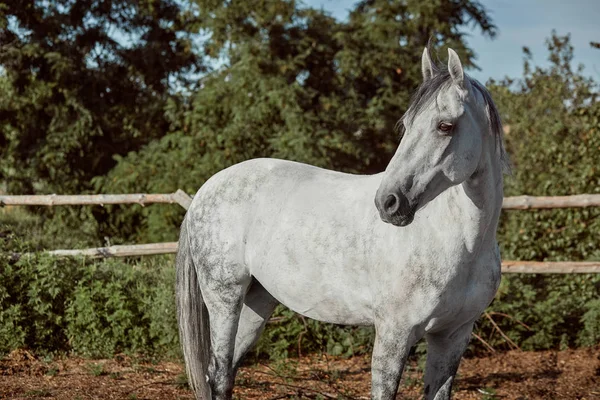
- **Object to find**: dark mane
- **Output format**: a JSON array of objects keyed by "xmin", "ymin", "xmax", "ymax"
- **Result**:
[
  {"xmin": 400, "ymin": 51, "xmax": 510, "ymax": 174},
  {"xmin": 403, "ymin": 70, "xmax": 452, "ymax": 128}
]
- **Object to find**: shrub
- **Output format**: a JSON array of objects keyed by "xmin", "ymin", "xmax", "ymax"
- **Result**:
[
  {"xmin": 475, "ymin": 33, "xmax": 600, "ymax": 351},
  {"xmin": 0, "ymin": 219, "xmax": 179, "ymax": 358},
  {"xmin": 64, "ymin": 257, "xmax": 179, "ymax": 358}
]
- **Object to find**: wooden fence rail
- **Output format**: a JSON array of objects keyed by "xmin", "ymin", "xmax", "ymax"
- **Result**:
[
  {"xmin": 47, "ymin": 242, "xmax": 178, "ymax": 258},
  {"xmin": 4, "ymin": 190, "xmax": 600, "ymax": 273},
  {"xmin": 0, "ymin": 190, "xmax": 193, "ymax": 210},
  {"xmin": 501, "ymin": 261, "xmax": 600, "ymax": 274},
  {"xmin": 2, "ymin": 192, "xmax": 600, "ymax": 210},
  {"xmin": 9, "ymin": 243, "xmax": 593, "ymax": 273},
  {"xmin": 502, "ymin": 194, "xmax": 600, "ymax": 209}
]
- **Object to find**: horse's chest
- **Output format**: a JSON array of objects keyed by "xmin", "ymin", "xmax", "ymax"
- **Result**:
[
  {"xmin": 377, "ymin": 244, "xmax": 500, "ymax": 330},
  {"xmin": 424, "ymin": 249, "xmax": 501, "ymax": 331}
]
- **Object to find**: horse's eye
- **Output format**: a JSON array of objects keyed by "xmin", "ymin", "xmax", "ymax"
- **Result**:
[{"xmin": 437, "ymin": 122, "xmax": 454, "ymax": 133}]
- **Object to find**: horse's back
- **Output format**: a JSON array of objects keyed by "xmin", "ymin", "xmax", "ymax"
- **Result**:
[
  {"xmin": 191, "ymin": 157, "xmax": 369, "ymax": 213},
  {"xmin": 185, "ymin": 157, "xmax": 362, "ymax": 265}
]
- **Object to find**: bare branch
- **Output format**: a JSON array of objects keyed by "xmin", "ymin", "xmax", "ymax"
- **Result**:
[
  {"xmin": 484, "ymin": 313, "xmax": 520, "ymax": 351},
  {"xmin": 471, "ymin": 332, "xmax": 496, "ymax": 353}
]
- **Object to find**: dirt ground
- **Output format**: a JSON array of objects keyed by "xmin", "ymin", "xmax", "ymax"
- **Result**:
[{"xmin": 1, "ymin": 347, "xmax": 599, "ymax": 399}]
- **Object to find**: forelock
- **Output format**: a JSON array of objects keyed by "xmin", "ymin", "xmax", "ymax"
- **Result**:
[
  {"xmin": 403, "ymin": 70, "xmax": 453, "ymax": 128},
  {"xmin": 398, "ymin": 56, "xmax": 511, "ymax": 173}
]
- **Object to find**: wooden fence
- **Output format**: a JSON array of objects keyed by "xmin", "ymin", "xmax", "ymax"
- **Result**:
[
  {"xmin": 0, "ymin": 189, "xmax": 193, "ymax": 209},
  {"xmin": 3, "ymin": 192, "xmax": 600, "ymax": 210},
  {"xmin": 3, "ymin": 191, "xmax": 600, "ymax": 274}
]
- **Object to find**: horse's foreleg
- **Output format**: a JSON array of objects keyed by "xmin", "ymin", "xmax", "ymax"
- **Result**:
[
  {"xmin": 232, "ymin": 279, "xmax": 279, "ymax": 371},
  {"xmin": 371, "ymin": 322, "xmax": 418, "ymax": 400},
  {"xmin": 423, "ymin": 321, "xmax": 474, "ymax": 400}
]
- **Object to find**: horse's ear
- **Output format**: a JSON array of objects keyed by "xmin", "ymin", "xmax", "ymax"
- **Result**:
[
  {"xmin": 421, "ymin": 47, "xmax": 434, "ymax": 82},
  {"xmin": 447, "ymin": 48, "xmax": 464, "ymax": 86}
]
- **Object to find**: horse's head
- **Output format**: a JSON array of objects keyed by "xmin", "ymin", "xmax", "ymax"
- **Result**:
[{"xmin": 375, "ymin": 47, "xmax": 504, "ymax": 227}]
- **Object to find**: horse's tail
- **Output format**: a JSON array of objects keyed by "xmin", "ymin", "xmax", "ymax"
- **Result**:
[{"xmin": 176, "ymin": 218, "xmax": 212, "ymax": 400}]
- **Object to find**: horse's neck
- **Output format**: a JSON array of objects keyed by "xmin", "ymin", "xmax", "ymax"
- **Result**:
[{"xmin": 431, "ymin": 151, "xmax": 503, "ymax": 255}]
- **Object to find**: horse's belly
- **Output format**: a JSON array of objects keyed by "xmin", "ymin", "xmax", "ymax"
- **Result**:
[
  {"xmin": 251, "ymin": 259, "xmax": 373, "ymax": 326},
  {"xmin": 247, "ymin": 191, "xmax": 377, "ymax": 326}
]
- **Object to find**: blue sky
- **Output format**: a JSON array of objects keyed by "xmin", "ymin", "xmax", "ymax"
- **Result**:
[{"xmin": 305, "ymin": 0, "xmax": 599, "ymax": 83}]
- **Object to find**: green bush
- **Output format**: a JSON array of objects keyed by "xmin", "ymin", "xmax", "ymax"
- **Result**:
[
  {"xmin": 64, "ymin": 257, "xmax": 178, "ymax": 358},
  {"xmin": 477, "ymin": 274, "xmax": 600, "ymax": 351},
  {"xmin": 0, "ymin": 218, "xmax": 179, "ymax": 358},
  {"xmin": 473, "ymin": 33, "xmax": 600, "ymax": 351},
  {"xmin": 1, "ymin": 210, "xmax": 598, "ymax": 360}
]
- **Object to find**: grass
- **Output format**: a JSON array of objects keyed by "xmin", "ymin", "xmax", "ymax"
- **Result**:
[
  {"xmin": 174, "ymin": 373, "xmax": 189, "ymax": 390},
  {"xmin": 25, "ymin": 389, "xmax": 52, "ymax": 397},
  {"xmin": 478, "ymin": 387, "xmax": 498, "ymax": 400},
  {"xmin": 87, "ymin": 362, "xmax": 106, "ymax": 377}
]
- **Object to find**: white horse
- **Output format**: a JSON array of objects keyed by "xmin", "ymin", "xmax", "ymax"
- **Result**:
[{"xmin": 176, "ymin": 47, "xmax": 508, "ymax": 400}]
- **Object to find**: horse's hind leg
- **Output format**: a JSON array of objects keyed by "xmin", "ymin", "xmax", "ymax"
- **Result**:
[
  {"xmin": 423, "ymin": 321, "xmax": 474, "ymax": 400},
  {"xmin": 201, "ymin": 271, "xmax": 251, "ymax": 400},
  {"xmin": 232, "ymin": 279, "xmax": 279, "ymax": 370}
]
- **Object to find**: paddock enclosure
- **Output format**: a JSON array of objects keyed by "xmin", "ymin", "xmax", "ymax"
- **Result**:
[{"xmin": 1, "ymin": 190, "xmax": 599, "ymax": 399}]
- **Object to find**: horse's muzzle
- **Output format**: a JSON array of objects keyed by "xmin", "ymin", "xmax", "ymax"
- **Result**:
[{"xmin": 375, "ymin": 192, "xmax": 415, "ymax": 227}]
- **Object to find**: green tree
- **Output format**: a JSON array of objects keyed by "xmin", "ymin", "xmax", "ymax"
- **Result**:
[
  {"xmin": 491, "ymin": 32, "xmax": 599, "ymax": 262},
  {"xmin": 480, "ymin": 33, "xmax": 600, "ymax": 350},
  {"xmin": 100, "ymin": 0, "xmax": 498, "ymax": 241},
  {"xmin": 0, "ymin": 0, "xmax": 200, "ymax": 194}
]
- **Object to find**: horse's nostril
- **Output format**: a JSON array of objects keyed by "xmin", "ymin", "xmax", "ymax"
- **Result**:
[{"xmin": 384, "ymin": 193, "xmax": 400, "ymax": 214}]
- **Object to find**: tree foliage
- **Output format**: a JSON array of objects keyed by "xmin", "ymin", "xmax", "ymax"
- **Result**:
[
  {"xmin": 478, "ymin": 33, "xmax": 600, "ymax": 350},
  {"xmin": 0, "ymin": 0, "xmax": 200, "ymax": 194},
  {"xmin": 98, "ymin": 0, "xmax": 497, "ymax": 241},
  {"xmin": 492, "ymin": 33, "xmax": 599, "ymax": 263}
]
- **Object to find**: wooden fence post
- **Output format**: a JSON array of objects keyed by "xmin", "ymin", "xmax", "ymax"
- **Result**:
[{"xmin": 172, "ymin": 189, "xmax": 193, "ymax": 210}]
